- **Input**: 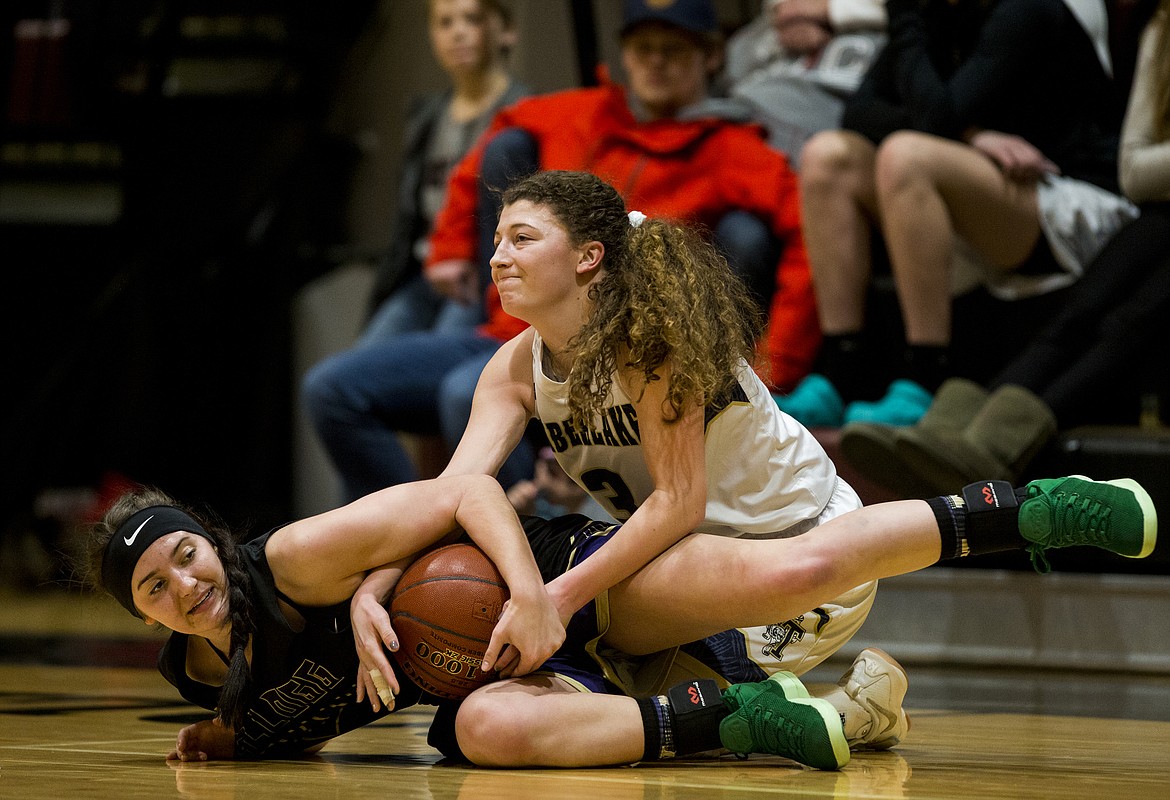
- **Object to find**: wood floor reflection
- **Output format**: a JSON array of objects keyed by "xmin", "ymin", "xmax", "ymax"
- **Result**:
[{"xmin": 2, "ymin": 589, "xmax": 1168, "ymax": 799}]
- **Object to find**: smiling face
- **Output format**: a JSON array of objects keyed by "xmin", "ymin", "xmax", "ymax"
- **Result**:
[
  {"xmin": 491, "ymin": 199, "xmax": 603, "ymax": 325},
  {"xmin": 131, "ymin": 531, "xmax": 230, "ymax": 639}
]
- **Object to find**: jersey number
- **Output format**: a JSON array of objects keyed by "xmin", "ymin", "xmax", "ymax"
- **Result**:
[{"xmin": 580, "ymin": 468, "xmax": 639, "ymax": 519}]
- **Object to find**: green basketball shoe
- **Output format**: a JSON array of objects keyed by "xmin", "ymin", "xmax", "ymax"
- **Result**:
[
  {"xmin": 1018, "ymin": 476, "xmax": 1157, "ymax": 573},
  {"xmin": 719, "ymin": 671, "xmax": 850, "ymax": 770}
]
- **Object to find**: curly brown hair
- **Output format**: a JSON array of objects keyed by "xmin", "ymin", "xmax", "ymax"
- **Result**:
[{"xmin": 501, "ymin": 170, "xmax": 764, "ymax": 426}]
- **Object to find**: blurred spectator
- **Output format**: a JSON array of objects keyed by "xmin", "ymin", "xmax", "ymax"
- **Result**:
[
  {"xmin": 781, "ymin": 0, "xmax": 1133, "ymax": 431},
  {"xmin": 724, "ymin": 0, "xmax": 887, "ymax": 165},
  {"xmin": 359, "ymin": 0, "xmax": 528, "ymax": 343},
  {"xmin": 841, "ymin": 0, "xmax": 1170, "ymax": 496},
  {"xmin": 300, "ymin": 0, "xmax": 525, "ymax": 505}
]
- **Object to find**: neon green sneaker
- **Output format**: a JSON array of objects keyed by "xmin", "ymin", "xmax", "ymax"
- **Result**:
[
  {"xmin": 1019, "ymin": 477, "xmax": 1157, "ymax": 573},
  {"xmin": 719, "ymin": 671, "xmax": 850, "ymax": 770}
]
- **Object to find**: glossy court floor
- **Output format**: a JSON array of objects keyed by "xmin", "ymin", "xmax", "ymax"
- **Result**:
[{"xmin": 2, "ymin": 588, "xmax": 1168, "ymax": 800}]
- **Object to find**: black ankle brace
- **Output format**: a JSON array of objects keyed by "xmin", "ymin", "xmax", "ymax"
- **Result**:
[
  {"xmin": 929, "ymin": 481, "xmax": 1027, "ymax": 560},
  {"xmin": 637, "ymin": 679, "xmax": 729, "ymax": 760}
]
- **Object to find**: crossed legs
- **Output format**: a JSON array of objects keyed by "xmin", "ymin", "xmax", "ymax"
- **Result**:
[
  {"xmin": 457, "ymin": 498, "xmax": 941, "ymax": 767},
  {"xmin": 875, "ymin": 131, "xmax": 1042, "ymax": 347}
]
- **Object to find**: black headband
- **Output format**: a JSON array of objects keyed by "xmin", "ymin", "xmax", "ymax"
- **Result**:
[{"xmin": 102, "ymin": 505, "xmax": 215, "ymax": 617}]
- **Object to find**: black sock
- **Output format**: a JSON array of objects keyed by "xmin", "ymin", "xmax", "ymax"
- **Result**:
[
  {"xmin": 903, "ymin": 344, "xmax": 951, "ymax": 393},
  {"xmin": 820, "ymin": 332, "xmax": 871, "ymax": 401},
  {"xmin": 927, "ymin": 481, "xmax": 1028, "ymax": 560},
  {"xmin": 636, "ymin": 680, "xmax": 729, "ymax": 760},
  {"xmin": 636, "ymin": 695, "xmax": 673, "ymax": 762}
]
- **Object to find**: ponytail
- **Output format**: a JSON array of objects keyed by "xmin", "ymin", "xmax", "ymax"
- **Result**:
[
  {"xmin": 568, "ymin": 216, "xmax": 763, "ymax": 426},
  {"xmin": 213, "ymin": 541, "xmax": 255, "ymax": 730}
]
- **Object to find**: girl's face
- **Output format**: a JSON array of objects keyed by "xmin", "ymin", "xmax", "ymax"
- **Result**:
[
  {"xmin": 491, "ymin": 200, "xmax": 601, "ymax": 320},
  {"xmin": 131, "ymin": 531, "xmax": 230, "ymax": 639},
  {"xmin": 428, "ymin": 0, "xmax": 512, "ymax": 79}
]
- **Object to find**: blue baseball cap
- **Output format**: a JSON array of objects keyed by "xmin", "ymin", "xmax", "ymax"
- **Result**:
[{"xmin": 621, "ymin": 0, "xmax": 719, "ymax": 37}]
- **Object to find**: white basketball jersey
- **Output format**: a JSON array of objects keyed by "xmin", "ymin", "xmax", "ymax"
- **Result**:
[{"xmin": 531, "ymin": 332, "xmax": 840, "ymax": 537}]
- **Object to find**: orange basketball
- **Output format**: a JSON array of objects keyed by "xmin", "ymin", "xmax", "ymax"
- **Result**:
[{"xmin": 388, "ymin": 543, "xmax": 510, "ymax": 699}]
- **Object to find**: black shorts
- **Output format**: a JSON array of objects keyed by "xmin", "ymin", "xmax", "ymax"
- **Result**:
[{"xmin": 520, "ymin": 513, "xmax": 620, "ymax": 580}]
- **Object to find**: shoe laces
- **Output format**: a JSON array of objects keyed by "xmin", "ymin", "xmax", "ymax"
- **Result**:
[
  {"xmin": 1026, "ymin": 487, "xmax": 1111, "ymax": 573},
  {"xmin": 741, "ymin": 701, "xmax": 808, "ymax": 760}
]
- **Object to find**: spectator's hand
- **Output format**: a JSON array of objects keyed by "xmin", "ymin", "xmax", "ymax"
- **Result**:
[
  {"xmin": 970, "ymin": 130, "xmax": 1059, "ymax": 182},
  {"xmin": 426, "ymin": 259, "xmax": 480, "ymax": 305},
  {"xmin": 773, "ymin": 0, "xmax": 832, "ymax": 54},
  {"xmin": 168, "ymin": 718, "xmax": 236, "ymax": 761},
  {"xmin": 534, "ymin": 453, "xmax": 587, "ymax": 510},
  {"xmin": 774, "ymin": 0, "xmax": 831, "ymax": 26},
  {"xmin": 506, "ymin": 479, "xmax": 539, "ymax": 515},
  {"xmin": 776, "ymin": 19, "xmax": 832, "ymax": 54},
  {"xmin": 351, "ymin": 588, "xmax": 401, "ymax": 712}
]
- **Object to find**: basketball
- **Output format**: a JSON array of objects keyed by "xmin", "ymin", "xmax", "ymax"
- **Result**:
[{"xmin": 388, "ymin": 543, "xmax": 510, "ymax": 699}]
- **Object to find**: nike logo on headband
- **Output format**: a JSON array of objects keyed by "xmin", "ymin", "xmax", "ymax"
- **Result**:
[{"xmin": 124, "ymin": 515, "xmax": 154, "ymax": 546}]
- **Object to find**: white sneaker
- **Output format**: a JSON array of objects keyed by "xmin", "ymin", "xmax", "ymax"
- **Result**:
[{"xmin": 819, "ymin": 648, "xmax": 910, "ymax": 750}]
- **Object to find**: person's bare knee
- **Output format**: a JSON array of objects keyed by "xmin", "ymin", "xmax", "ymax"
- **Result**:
[
  {"xmin": 456, "ymin": 689, "xmax": 538, "ymax": 766},
  {"xmin": 801, "ymin": 129, "xmax": 875, "ymax": 190},
  {"xmin": 874, "ymin": 130, "xmax": 941, "ymax": 199}
]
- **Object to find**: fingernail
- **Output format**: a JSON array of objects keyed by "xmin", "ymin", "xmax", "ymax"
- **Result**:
[{"xmin": 389, "ymin": 641, "xmax": 399, "ymax": 651}]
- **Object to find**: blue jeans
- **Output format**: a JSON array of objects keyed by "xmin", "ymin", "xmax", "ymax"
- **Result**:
[
  {"xmin": 302, "ymin": 330, "xmax": 534, "ymax": 503},
  {"xmin": 359, "ymin": 273, "xmax": 483, "ymax": 347},
  {"xmin": 713, "ymin": 210, "xmax": 779, "ymax": 312}
]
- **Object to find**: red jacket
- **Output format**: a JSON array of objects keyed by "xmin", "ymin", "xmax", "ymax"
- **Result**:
[{"xmin": 427, "ymin": 82, "xmax": 818, "ymax": 391}]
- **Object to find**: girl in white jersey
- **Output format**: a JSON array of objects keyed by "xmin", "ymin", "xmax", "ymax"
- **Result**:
[{"xmin": 461, "ymin": 169, "xmax": 876, "ymax": 683}]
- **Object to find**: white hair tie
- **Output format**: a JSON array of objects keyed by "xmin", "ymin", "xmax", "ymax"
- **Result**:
[{"xmin": 628, "ymin": 210, "xmax": 647, "ymax": 228}]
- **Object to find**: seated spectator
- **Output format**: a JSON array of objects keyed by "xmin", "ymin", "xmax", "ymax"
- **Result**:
[
  {"xmin": 723, "ymin": 0, "xmax": 887, "ymax": 165},
  {"xmin": 360, "ymin": 0, "xmax": 527, "ymax": 344},
  {"xmin": 780, "ymin": 0, "xmax": 1135, "ymax": 430},
  {"xmin": 841, "ymin": 0, "xmax": 1170, "ymax": 496},
  {"xmin": 303, "ymin": 0, "xmax": 820, "ymax": 505},
  {"xmin": 300, "ymin": 0, "xmax": 525, "ymax": 505}
]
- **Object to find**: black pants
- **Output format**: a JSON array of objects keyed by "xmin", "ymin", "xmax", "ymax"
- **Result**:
[{"xmin": 992, "ymin": 203, "xmax": 1170, "ymax": 425}]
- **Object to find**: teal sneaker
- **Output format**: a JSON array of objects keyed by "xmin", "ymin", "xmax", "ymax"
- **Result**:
[
  {"xmin": 1018, "ymin": 476, "xmax": 1157, "ymax": 573},
  {"xmin": 719, "ymin": 671, "xmax": 850, "ymax": 770},
  {"xmin": 773, "ymin": 374, "xmax": 845, "ymax": 428},
  {"xmin": 843, "ymin": 379, "xmax": 932, "ymax": 426}
]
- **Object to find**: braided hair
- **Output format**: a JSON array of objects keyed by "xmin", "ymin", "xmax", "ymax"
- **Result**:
[
  {"xmin": 85, "ymin": 487, "xmax": 256, "ymax": 730},
  {"xmin": 501, "ymin": 170, "xmax": 763, "ymax": 427}
]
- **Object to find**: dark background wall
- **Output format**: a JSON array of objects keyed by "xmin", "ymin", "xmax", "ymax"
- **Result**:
[{"xmin": 0, "ymin": 1, "xmax": 758, "ymax": 536}]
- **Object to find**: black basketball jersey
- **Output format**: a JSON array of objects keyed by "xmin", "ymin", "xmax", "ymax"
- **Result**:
[{"xmin": 157, "ymin": 530, "xmax": 426, "ymax": 758}]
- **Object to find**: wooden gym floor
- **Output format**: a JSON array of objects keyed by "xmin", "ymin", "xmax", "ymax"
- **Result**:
[{"xmin": 2, "ymin": 587, "xmax": 1168, "ymax": 800}]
